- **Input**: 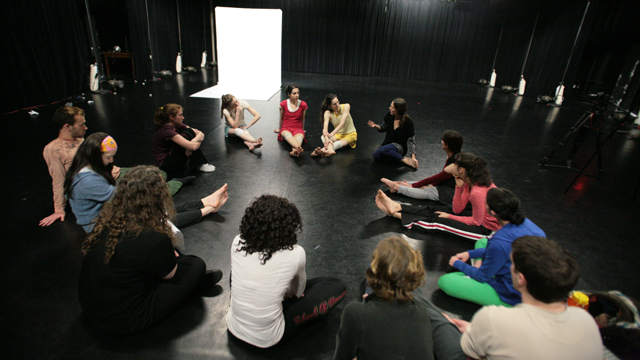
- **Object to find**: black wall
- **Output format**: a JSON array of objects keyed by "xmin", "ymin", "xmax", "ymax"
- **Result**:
[{"xmin": 5, "ymin": 0, "xmax": 639, "ymax": 114}]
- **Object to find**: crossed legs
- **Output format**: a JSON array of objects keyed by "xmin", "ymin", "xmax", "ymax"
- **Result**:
[
  {"xmin": 228, "ymin": 128, "xmax": 263, "ymax": 152},
  {"xmin": 281, "ymin": 130, "xmax": 305, "ymax": 157},
  {"xmin": 311, "ymin": 135, "xmax": 348, "ymax": 157}
]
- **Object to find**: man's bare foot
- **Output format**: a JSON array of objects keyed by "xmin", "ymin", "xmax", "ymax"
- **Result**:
[
  {"xmin": 311, "ymin": 147, "xmax": 323, "ymax": 157},
  {"xmin": 202, "ymin": 183, "xmax": 229, "ymax": 211},
  {"xmin": 380, "ymin": 178, "xmax": 399, "ymax": 193},
  {"xmin": 401, "ymin": 157, "xmax": 417, "ymax": 169},
  {"xmin": 375, "ymin": 190, "xmax": 402, "ymax": 217}
]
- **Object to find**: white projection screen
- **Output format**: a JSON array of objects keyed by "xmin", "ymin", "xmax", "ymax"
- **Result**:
[{"xmin": 191, "ymin": 7, "xmax": 282, "ymax": 101}]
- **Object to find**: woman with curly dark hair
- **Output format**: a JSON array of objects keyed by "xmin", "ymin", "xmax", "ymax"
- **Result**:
[
  {"xmin": 375, "ymin": 152, "xmax": 501, "ymax": 241},
  {"xmin": 226, "ymin": 195, "xmax": 347, "ymax": 348},
  {"xmin": 78, "ymin": 166, "xmax": 225, "ymax": 335},
  {"xmin": 334, "ymin": 237, "xmax": 466, "ymax": 360}
]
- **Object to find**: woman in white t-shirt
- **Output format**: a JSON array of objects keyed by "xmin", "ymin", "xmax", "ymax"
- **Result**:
[
  {"xmin": 226, "ymin": 195, "xmax": 347, "ymax": 348},
  {"xmin": 221, "ymin": 94, "xmax": 263, "ymax": 151}
]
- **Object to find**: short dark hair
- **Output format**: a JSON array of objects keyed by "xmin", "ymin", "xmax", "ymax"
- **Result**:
[
  {"xmin": 512, "ymin": 236, "xmax": 580, "ymax": 303},
  {"xmin": 486, "ymin": 188, "xmax": 525, "ymax": 225},
  {"xmin": 53, "ymin": 106, "xmax": 85, "ymax": 130},
  {"xmin": 285, "ymin": 84, "xmax": 299, "ymax": 97},
  {"xmin": 238, "ymin": 195, "xmax": 302, "ymax": 264},
  {"xmin": 442, "ymin": 130, "xmax": 463, "ymax": 154},
  {"xmin": 365, "ymin": 236, "xmax": 425, "ymax": 302}
]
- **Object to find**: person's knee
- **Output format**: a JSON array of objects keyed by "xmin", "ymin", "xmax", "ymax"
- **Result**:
[
  {"xmin": 181, "ymin": 128, "xmax": 196, "ymax": 140},
  {"xmin": 234, "ymin": 128, "xmax": 244, "ymax": 137},
  {"xmin": 294, "ymin": 134, "xmax": 304, "ymax": 143},
  {"xmin": 281, "ymin": 131, "xmax": 293, "ymax": 140},
  {"xmin": 437, "ymin": 273, "xmax": 456, "ymax": 294}
]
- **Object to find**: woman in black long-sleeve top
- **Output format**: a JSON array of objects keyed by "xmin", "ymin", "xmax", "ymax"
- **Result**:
[{"xmin": 367, "ymin": 98, "xmax": 419, "ymax": 169}]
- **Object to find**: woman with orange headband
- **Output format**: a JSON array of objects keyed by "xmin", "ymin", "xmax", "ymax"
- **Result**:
[
  {"xmin": 65, "ymin": 133, "xmax": 228, "ymax": 234},
  {"xmin": 64, "ymin": 132, "xmax": 118, "ymax": 232}
]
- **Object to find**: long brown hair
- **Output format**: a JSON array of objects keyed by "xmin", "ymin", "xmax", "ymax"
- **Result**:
[
  {"xmin": 154, "ymin": 103, "xmax": 182, "ymax": 130},
  {"xmin": 319, "ymin": 93, "xmax": 338, "ymax": 122},
  {"xmin": 453, "ymin": 152, "xmax": 492, "ymax": 187},
  {"xmin": 392, "ymin": 98, "xmax": 409, "ymax": 127},
  {"xmin": 82, "ymin": 165, "xmax": 176, "ymax": 264},
  {"xmin": 221, "ymin": 94, "xmax": 235, "ymax": 119}
]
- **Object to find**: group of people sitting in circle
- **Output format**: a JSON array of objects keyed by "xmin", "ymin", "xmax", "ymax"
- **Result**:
[{"xmin": 37, "ymin": 88, "xmax": 604, "ymax": 359}]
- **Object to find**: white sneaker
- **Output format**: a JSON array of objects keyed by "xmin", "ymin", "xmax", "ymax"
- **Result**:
[{"xmin": 199, "ymin": 163, "xmax": 216, "ymax": 172}]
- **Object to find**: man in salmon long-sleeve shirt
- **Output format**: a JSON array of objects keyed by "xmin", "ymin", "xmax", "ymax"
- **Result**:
[{"xmin": 39, "ymin": 106, "xmax": 87, "ymax": 226}]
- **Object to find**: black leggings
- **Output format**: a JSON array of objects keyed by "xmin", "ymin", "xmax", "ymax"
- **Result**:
[
  {"xmin": 278, "ymin": 277, "xmax": 347, "ymax": 345},
  {"xmin": 95, "ymin": 255, "xmax": 206, "ymax": 335},
  {"xmin": 161, "ymin": 128, "xmax": 208, "ymax": 180},
  {"xmin": 174, "ymin": 200, "xmax": 204, "ymax": 227}
]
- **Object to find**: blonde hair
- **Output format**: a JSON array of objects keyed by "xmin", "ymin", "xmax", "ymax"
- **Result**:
[{"xmin": 365, "ymin": 236, "xmax": 425, "ymax": 302}]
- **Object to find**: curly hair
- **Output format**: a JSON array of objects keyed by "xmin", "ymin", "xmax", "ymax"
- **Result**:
[
  {"xmin": 453, "ymin": 152, "xmax": 492, "ymax": 187},
  {"xmin": 154, "ymin": 103, "xmax": 183, "ymax": 130},
  {"xmin": 64, "ymin": 132, "xmax": 116, "ymax": 197},
  {"xmin": 366, "ymin": 236, "xmax": 425, "ymax": 302},
  {"xmin": 82, "ymin": 165, "xmax": 176, "ymax": 264},
  {"xmin": 319, "ymin": 93, "xmax": 338, "ymax": 122},
  {"xmin": 238, "ymin": 195, "xmax": 302, "ymax": 264}
]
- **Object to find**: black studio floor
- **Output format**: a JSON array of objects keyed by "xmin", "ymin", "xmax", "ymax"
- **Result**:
[{"xmin": 2, "ymin": 69, "xmax": 640, "ymax": 359}]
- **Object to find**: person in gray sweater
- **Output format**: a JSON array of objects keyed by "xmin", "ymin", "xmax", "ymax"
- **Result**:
[{"xmin": 334, "ymin": 236, "xmax": 466, "ymax": 360}]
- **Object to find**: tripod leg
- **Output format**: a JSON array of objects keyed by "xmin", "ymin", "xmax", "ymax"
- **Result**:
[
  {"xmin": 564, "ymin": 121, "xmax": 624, "ymax": 193},
  {"xmin": 541, "ymin": 112, "xmax": 591, "ymax": 165}
]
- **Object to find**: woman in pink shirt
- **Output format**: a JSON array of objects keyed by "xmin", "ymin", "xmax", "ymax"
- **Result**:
[{"xmin": 375, "ymin": 152, "xmax": 501, "ymax": 241}]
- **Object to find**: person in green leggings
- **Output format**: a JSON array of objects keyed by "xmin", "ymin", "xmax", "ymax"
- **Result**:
[{"xmin": 438, "ymin": 188, "xmax": 546, "ymax": 306}]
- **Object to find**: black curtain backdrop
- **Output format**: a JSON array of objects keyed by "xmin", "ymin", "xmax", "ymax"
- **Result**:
[
  {"xmin": 1, "ymin": 0, "xmax": 90, "ymax": 114},
  {"xmin": 3, "ymin": 0, "xmax": 598, "ymax": 113},
  {"xmin": 126, "ymin": 0, "xmax": 211, "ymax": 80}
]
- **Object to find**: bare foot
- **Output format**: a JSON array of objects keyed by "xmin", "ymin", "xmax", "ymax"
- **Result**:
[
  {"xmin": 289, "ymin": 149, "xmax": 300, "ymax": 157},
  {"xmin": 274, "ymin": 129, "xmax": 280, "ymax": 133},
  {"xmin": 295, "ymin": 146, "xmax": 304, "ymax": 154},
  {"xmin": 245, "ymin": 141, "xmax": 256, "ymax": 152},
  {"xmin": 202, "ymin": 183, "xmax": 229, "ymax": 210},
  {"xmin": 254, "ymin": 137, "xmax": 263, "ymax": 149},
  {"xmin": 401, "ymin": 157, "xmax": 417, "ymax": 169},
  {"xmin": 375, "ymin": 190, "xmax": 402, "ymax": 217},
  {"xmin": 381, "ymin": 178, "xmax": 399, "ymax": 193},
  {"xmin": 321, "ymin": 148, "xmax": 336, "ymax": 157},
  {"xmin": 311, "ymin": 147, "xmax": 323, "ymax": 157}
]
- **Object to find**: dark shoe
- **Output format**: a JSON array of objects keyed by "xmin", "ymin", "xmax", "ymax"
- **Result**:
[
  {"xmin": 197, "ymin": 269, "xmax": 224, "ymax": 297},
  {"xmin": 204, "ymin": 269, "xmax": 223, "ymax": 285},
  {"xmin": 174, "ymin": 176, "xmax": 196, "ymax": 186}
]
